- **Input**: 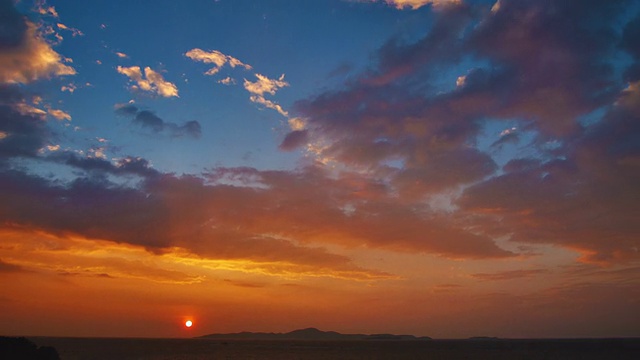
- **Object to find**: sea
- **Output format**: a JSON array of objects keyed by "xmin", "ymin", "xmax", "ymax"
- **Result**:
[{"xmin": 30, "ymin": 337, "xmax": 640, "ymax": 360}]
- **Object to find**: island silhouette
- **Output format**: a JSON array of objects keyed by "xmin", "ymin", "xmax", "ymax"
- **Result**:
[
  {"xmin": 199, "ymin": 327, "xmax": 432, "ymax": 341},
  {"xmin": 0, "ymin": 337, "xmax": 60, "ymax": 360}
]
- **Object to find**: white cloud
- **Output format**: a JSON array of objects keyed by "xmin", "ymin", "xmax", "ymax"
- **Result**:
[
  {"xmin": 243, "ymin": 74, "xmax": 289, "ymax": 117},
  {"xmin": 249, "ymin": 95, "xmax": 288, "ymax": 117},
  {"xmin": 116, "ymin": 66, "xmax": 179, "ymax": 98},
  {"xmin": 144, "ymin": 67, "xmax": 179, "ymax": 98},
  {"xmin": 185, "ymin": 48, "xmax": 252, "ymax": 75},
  {"xmin": 243, "ymin": 73, "xmax": 288, "ymax": 96}
]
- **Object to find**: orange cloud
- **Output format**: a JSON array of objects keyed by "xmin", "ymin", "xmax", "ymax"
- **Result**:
[
  {"xmin": 47, "ymin": 108, "xmax": 71, "ymax": 121},
  {"xmin": 0, "ymin": 22, "xmax": 75, "ymax": 84}
]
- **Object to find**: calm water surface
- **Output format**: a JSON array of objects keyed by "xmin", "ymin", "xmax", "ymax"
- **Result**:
[{"xmin": 31, "ymin": 337, "xmax": 640, "ymax": 360}]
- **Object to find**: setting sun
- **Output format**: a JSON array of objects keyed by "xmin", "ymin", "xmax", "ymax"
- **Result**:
[{"xmin": 185, "ymin": 320, "xmax": 193, "ymax": 328}]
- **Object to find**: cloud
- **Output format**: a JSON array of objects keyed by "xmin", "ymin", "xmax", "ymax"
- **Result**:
[
  {"xmin": 115, "ymin": 52, "xmax": 128, "ymax": 58},
  {"xmin": 284, "ymin": 0, "xmax": 640, "ymax": 264},
  {"xmin": 36, "ymin": 2, "xmax": 58, "ymax": 18},
  {"xmin": 187, "ymin": 49, "xmax": 291, "ymax": 118},
  {"xmin": 279, "ymin": 130, "xmax": 309, "ymax": 151},
  {"xmin": 115, "ymin": 103, "xmax": 201, "ymax": 139},
  {"xmin": 621, "ymin": 15, "xmax": 640, "ymax": 82},
  {"xmin": 47, "ymin": 108, "xmax": 71, "ymax": 121},
  {"xmin": 61, "ymin": 83, "xmax": 76, "ymax": 93},
  {"xmin": 0, "ymin": 0, "xmax": 75, "ymax": 84},
  {"xmin": 49, "ymin": 151, "xmax": 160, "ymax": 178},
  {"xmin": 244, "ymin": 73, "xmax": 289, "ymax": 117},
  {"xmin": 467, "ymin": 0, "xmax": 627, "ymax": 136},
  {"xmin": 244, "ymin": 73, "xmax": 288, "ymax": 96},
  {"xmin": 0, "ymin": 259, "xmax": 23, "ymax": 273},
  {"xmin": 460, "ymin": 81, "xmax": 640, "ymax": 264},
  {"xmin": 0, "ymin": 86, "xmax": 51, "ymax": 159},
  {"xmin": 116, "ymin": 66, "xmax": 179, "ymax": 97},
  {"xmin": 185, "ymin": 48, "xmax": 252, "ymax": 76},
  {"xmin": 385, "ymin": 0, "xmax": 462, "ymax": 10},
  {"xmin": 218, "ymin": 76, "xmax": 235, "ymax": 85},
  {"xmin": 56, "ymin": 23, "xmax": 83, "ymax": 37},
  {"xmin": 471, "ymin": 269, "xmax": 548, "ymax": 281},
  {"xmin": 249, "ymin": 95, "xmax": 288, "ymax": 117},
  {"xmin": 0, "ymin": 166, "xmax": 401, "ymax": 280}
]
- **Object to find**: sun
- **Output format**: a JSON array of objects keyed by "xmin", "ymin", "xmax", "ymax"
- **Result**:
[{"xmin": 185, "ymin": 320, "xmax": 193, "ymax": 328}]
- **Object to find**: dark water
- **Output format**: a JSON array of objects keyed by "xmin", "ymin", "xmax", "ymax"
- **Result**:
[{"xmin": 30, "ymin": 337, "xmax": 640, "ymax": 360}]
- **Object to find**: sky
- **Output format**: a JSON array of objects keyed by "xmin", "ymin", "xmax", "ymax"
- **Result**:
[{"xmin": 0, "ymin": 0, "xmax": 639, "ymax": 339}]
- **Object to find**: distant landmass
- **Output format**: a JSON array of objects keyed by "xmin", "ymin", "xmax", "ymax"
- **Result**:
[{"xmin": 198, "ymin": 327, "xmax": 432, "ymax": 341}]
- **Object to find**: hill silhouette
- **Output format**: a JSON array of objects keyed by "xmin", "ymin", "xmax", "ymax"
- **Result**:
[
  {"xmin": 0, "ymin": 337, "xmax": 60, "ymax": 360},
  {"xmin": 199, "ymin": 327, "xmax": 431, "ymax": 341}
]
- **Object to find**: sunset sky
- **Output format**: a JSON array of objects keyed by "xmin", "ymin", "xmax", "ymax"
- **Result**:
[{"xmin": 1, "ymin": 0, "xmax": 639, "ymax": 339}]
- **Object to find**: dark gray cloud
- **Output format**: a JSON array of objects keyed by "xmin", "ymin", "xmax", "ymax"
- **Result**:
[
  {"xmin": 116, "ymin": 104, "xmax": 202, "ymax": 139},
  {"xmin": 467, "ymin": 0, "xmax": 629, "ymax": 136},
  {"xmin": 622, "ymin": 15, "xmax": 640, "ymax": 81},
  {"xmin": 0, "ymin": 86, "xmax": 50, "ymax": 159},
  {"xmin": 0, "ymin": 0, "xmax": 27, "ymax": 50},
  {"xmin": 279, "ymin": 129, "xmax": 308, "ymax": 151},
  {"xmin": 49, "ymin": 151, "xmax": 160, "ymax": 178}
]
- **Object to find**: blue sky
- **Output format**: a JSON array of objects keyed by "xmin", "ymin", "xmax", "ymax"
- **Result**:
[{"xmin": 21, "ymin": 0, "xmax": 447, "ymax": 175}]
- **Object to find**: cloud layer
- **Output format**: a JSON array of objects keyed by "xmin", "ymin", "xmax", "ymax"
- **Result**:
[{"xmin": 282, "ymin": 0, "xmax": 640, "ymax": 264}]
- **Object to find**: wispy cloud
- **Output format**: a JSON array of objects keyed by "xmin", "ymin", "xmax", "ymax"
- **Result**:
[{"xmin": 471, "ymin": 269, "xmax": 549, "ymax": 281}]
